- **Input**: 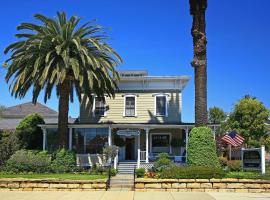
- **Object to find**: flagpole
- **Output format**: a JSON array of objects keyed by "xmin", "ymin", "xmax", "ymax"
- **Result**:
[{"xmin": 229, "ymin": 144, "xmax": 232, "ymax": 160}]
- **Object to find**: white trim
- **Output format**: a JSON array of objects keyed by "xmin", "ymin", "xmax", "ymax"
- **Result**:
[
  {"xmin": 154, "ymin": 94, "xmax": 168, "ymax": 117},
  {"xmin": 150, "ymin": 132, "xmax": 172, "ymax": 154},
  {"xmin": 123, "ymin": 94, "xmax": 137, "ymax": 117},
  {"xmin": 92, "ymin": 96, "xmax": 107, "ymax": 117}
]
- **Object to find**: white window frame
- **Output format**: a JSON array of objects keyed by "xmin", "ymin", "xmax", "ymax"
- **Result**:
[
  {"xmin": 150, "ymin": 132, "xmax": 172, "ymax": 154},
  {"xmin": 123, "ymin": 94, "xmax": 137, "ymax": 117},
  {"xmin": 154, "ymin": 93, "xmax": 168, "ymax": 117},
  {"xmin": 92, "ymin": 96, "xmax": 107, "ymax": 117}
]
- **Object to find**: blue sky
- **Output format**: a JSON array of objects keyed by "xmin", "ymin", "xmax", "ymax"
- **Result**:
[{"xmin": 0, "ymin": 0, "xmax": 269, "ymax": 122}]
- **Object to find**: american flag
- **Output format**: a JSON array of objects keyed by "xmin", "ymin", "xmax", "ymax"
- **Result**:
[{"xmin": 221, "ymin": 131, "xmax": 245, "ymax": 147}]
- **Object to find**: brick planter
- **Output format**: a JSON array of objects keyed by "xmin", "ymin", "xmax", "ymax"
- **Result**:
[
  {"xmin": 135, "ymin": 178, "xmax": 270, "ymax": 193},
  {"xmin": 0, "ymin": 179, "xmax": 107, "ymax": 191}
]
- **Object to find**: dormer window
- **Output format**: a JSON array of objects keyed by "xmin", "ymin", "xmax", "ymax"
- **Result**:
[
  {"xmin": 155, "ymin": 95, "xmax": 168, "ymax": 116},
  {"xmin": 93, "ymin": 97, "xmax": 106, "ymax": 116},
  {"xmin": 124, "ymin": 95, "xmax": 137, "ymax": 117}
]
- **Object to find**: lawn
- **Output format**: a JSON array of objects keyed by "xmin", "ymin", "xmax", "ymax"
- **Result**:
[{"xmin": 0, "ymin": 173, "xmax": 107, "ymax": 180}]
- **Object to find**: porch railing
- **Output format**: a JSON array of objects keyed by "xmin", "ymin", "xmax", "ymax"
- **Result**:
[{"xmin": 140, "ymin": 151, "xmax": 146, "ymax": 161}]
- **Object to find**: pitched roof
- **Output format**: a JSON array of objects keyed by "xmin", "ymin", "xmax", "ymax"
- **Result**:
[
  {"xmin": 1, "ymin": 102, "xmax": 58, "ymax": 118},
  {"xmin": 0, "ymin": 102, "xmax": 76, "ymax": 130}
]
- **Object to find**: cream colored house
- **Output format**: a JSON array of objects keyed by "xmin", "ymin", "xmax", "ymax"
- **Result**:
[{"xmin": 40, "ymin": 70, "xmax": 218, "ymax": 170}]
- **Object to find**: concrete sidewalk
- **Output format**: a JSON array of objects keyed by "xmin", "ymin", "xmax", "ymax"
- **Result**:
[{"xmin": 0, "ymin": 191, "xmax": 270, "ymax": 200}]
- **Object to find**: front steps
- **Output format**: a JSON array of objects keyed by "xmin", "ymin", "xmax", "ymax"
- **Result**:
[
  {"xmin": 109, "ymin": 174, "xmax": 134, "ymax": 190},
  {"xmin": 117, "ymin": 162, "xmax": 137, "ymax": 174}
]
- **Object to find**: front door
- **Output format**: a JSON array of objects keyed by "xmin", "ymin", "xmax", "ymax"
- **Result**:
[{"xmin": 125, "ymin": 138, "xmax": 135, "ymax": 160}]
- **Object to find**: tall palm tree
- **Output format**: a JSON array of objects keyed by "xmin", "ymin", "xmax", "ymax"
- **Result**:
[
  {"xmin": 189, "ymin": 0, "xmax": 208, "ymax": 126},
  {"xmin": 4, "ymin": 12, "xmax": 122, "ymax": 148}
]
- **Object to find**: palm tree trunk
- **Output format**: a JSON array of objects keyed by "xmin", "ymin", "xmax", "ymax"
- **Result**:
[
  {"xmin": 190, "ymin": 0, "xmax": 208, "ymax": 126},
  {"xmin": 58, "ymin": 79, "xmax": 70, "ymax": 148}
]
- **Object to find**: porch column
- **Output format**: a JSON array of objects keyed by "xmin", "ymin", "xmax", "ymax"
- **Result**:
[
  {"xmin": 145, "ymin": 128, "xmax": 149, "ymax": 163},
  {"xmin": 108, "ymin": 126, "xmax": 112, "ymax": 146},
  {"xmin": 42, "ymin": 128, "xmax": 47, "ymax": 151},
  {"xmin": 69, "ymin": 128, "xmax": 72, "ymax": 150},
  {"xmin": 137, "ymin": 132, "xmax": 141, "ymax": 168},
  {"xmin": 213, "ymin": 126, "xmax": 216, "ymax": 140},
  {"xmin": 185, "ymin": 127, "xmax": 189, "ymax": 159}
]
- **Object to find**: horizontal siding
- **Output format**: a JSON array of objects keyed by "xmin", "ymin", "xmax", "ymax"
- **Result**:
[{"xmin": 80, "ymin": 91, "xmax": 182, "ymax": 123}]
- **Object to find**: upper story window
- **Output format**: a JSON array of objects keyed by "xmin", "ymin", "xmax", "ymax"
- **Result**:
[
  {"xmin": 93, "ymin": 97, "xmax": 106, "ymax": 116},
  {"xmin": 124, "ymin": 95, "xmax": 136, "ymax": 117},
  {"xmin": 155, "ymin": 95, "xmax": 168, "ymax": 116}
]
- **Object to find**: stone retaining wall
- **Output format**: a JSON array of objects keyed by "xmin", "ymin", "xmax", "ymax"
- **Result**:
[
  {"xmin": 135, "ymin": 178, "xmax": 270, "ymax": 193},
  {"xmin": 0, "ymin": 179, "xmax": 107, "ymax": 191}
]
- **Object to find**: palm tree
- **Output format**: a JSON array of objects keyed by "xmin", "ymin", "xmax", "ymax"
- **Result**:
[
  {"xmin": 4, "ymin": 12, "xmax": 122, "ymax": 148},
  {"xmin": 189, "ymin": 0, "xmax": 208, "ymax": 126}
]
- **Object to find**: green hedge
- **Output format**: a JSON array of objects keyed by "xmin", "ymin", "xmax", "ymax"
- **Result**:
[
  {"xmin": 51, "ymin": 149, "xmax": 76, "ymax": 173},
  {"xmin": 159, "ymin": 166, "xmax": 225, "ymax": 179},
  {"xmin": 4, "ymin": 150, "xmax": 51, "ymax": 173},
  {"xmin": 135, "ymin": 168, "xmax": 145, "ymax": 178},
  {"xmin": 187, "ymin": 127, "xmax": 220, "ymax": 168}
]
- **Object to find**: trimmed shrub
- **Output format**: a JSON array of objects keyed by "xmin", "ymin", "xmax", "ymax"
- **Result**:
[
  {"xmin": 227, "ymin": 160, "xmax": 242, "ymax": 171},
  {"xmin": 153, "ymin": 153, "xmax": 172, "ymax": 172},
  {"xmin": 135, "ymin": 168, "xmax": 145, "ymax": 178},
  {"xmin": 4, "ymin": 150, "xmax": 51, "ymax": 173},
  {"xmin": 16, "ymin": 113, "xmax": 45, "ymax": 149},
  {"xmin": 187, "ymin": 127, "xmax": 220, "ymax": 168},
  {"xmin": 110, "ymin": 168, "xmax": 117, "ymax": 176},
  {"xmin": 0, "ymin": 131, "xmax": 20, "ymax": 166},
  {"xmin": 103, "ymin": 145, "xmax": 118, "ymax": 162},
  {"xmin": 159, "ymin": 166, "xmax": 225, "ymax": 179},
  {"xmin": 51, "ymin": 149, "xmax": 76, "ymax": 173}
]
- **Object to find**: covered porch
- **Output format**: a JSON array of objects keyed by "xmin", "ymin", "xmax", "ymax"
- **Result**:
[{"xmin": 39, "ymin": 123, "xmax": 220, "ymax": 169}]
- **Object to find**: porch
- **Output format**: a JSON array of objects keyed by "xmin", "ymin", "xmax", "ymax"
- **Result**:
[{"xmin": 39, "ymin": 123, "xmax": 219, "ymax": 169}]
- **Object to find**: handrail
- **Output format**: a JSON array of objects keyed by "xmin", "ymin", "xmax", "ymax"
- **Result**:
[
  {"xmin": 106, "ymin": 164, "xmax": 111, "ymax": 191},
  {"xmin": 133, "ymin": 165, "xmax": 136, "ymax": 191}
]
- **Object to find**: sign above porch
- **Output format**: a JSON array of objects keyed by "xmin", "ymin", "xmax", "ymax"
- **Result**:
[{"xmin": 116, "ymin": 129, "xmax": 140, "ymax": 137}]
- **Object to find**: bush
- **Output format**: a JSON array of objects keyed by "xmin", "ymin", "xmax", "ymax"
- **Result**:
[
  {"xmin": 4, "ymin": 150, "xmax": 51, "ymax": 173},
  {"xmin": 103, "ymin": 145, "xmax": 118, "ymax": 162},
  {"xmin": 153, "ymin": 153, "xmax": 172, "ymax": 172},
  {"xmin": 51, "ymin": 149, "xmax": 76, "ymax": 173},
  {"xmin": 110, "ymin": 168, "xmax": 117, "ymax": 176},
  {"xmin": 0, "ymin": 131, "xmax": 20, "ymax": 166},
  {"xmin": 159, "ymin": 166, "xmax": 225, "ymax": 179},
  {"xmin": 187, "ymin": 127, "xmax": 220, "ymax": 168},
  {"xmin": 227, "ymin": 160, "xmax": 242, "ymax": 172},
  {"xmin": 135, "ymin": 168, "xmax": 145, "ymax": 178},
  {"xmin": 218, "ymin": 156, "xmax": 228, "ymax": 167},
  {"xmin": 16, "ymin": 113, "xmax": 45, "ymax": 149}
]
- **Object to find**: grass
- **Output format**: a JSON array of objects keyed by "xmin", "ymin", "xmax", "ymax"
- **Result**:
[{"xmin": 0, "ymin": 173, "xmax": 107, "ymax": 180}]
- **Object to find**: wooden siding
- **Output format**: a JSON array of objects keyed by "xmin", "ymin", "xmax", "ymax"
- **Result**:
[{"xmin": 80, "ymin": 91, "xmax": 182, "ymax": 123}]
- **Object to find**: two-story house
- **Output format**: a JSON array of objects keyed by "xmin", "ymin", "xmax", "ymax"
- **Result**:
[{"xmin": 40, "ymin": 70, "xmax": 219, "ymax": 170}]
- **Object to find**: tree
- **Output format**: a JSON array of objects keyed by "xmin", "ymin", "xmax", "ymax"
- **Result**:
[
  {"xmin": 208, "ymin": 106, "xmax": 226, "ymax": 124},
  {"xmin": 187, "ymin": 127, "xmax": 220, "ymax": 168},
  {"xmin": 189, "ymin": 0, "xmax": 208, "ymax": 126},
  {"xmin": 227, "ymin": 96, "xmax": 270, "ymax": 142},
  {"xmin": 4, "ymin": 12, "xmax": 122, "ymax": 148},
  {"xmin": 16, "ymin": 113, "xmax": 45, "ymax": 149}
]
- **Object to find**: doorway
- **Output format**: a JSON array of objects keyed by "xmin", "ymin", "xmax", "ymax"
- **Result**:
[{"xmin": 125, "ymin": 137, "xmax": 135, "ymax": 160}]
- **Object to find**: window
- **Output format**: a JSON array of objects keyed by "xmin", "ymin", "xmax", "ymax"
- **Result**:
[
  {"xmin": 94, "ymin": 97, "xmax": 106, "ymax": 116},
  {"xmin": 151, "ymin": 134, "xmax": 170, "ymax": 153},
  {"xmin": 125, "ymin": 96, "xmax": 136, "ymax": 116},
  {"xmin": 155, "ymin": 96, "xmax": 167, "ymax": 116},
  {"xmin": 73, "ymin": 128, "xmax": 108, "ymax": 154}
]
